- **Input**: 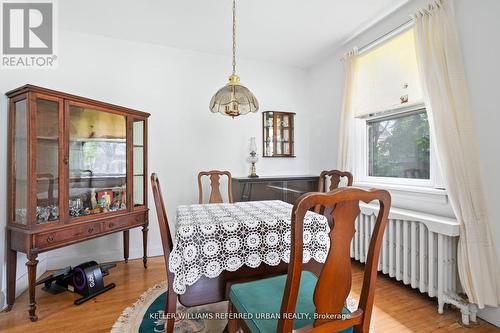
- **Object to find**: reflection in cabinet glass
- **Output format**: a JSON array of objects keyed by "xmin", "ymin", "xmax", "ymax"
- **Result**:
[
  {"xmin": 133, "ymin": 119, "xmax": 146, "ymax": 206},
  {"xmin": 232, "ymin": 175, "xmax": 319, "ymax": 204},
  {"xmin": 69, "ymin": 106, "xmax": 127, "ymax": 217},
  {"xmin": 262, "ymin": 111, "xmax": 295, "ymax": 157}
]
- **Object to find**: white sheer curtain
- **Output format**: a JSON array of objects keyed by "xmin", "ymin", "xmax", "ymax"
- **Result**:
[
  {"xmin": 414, "ymin": 0, "xmax": 500, "ymax": 307},
  {"xmin": 337, "ymin": 49, "xmax": 358, "ymax": 171}
]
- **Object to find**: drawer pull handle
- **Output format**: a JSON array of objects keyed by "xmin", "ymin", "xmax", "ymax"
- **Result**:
[
  {"xmin": 109, "ymin": 222, "xmax": 115, "ymax": 228},
  {"xmin": 88, "ymin": 227, "xmax": 94, "ymax": 233},
  {"xmin": 47, "ymin": 235, "xmax": 54, "ymax": 243}
]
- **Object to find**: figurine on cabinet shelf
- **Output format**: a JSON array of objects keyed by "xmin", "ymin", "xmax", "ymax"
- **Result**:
[{"xmin": 90, "ymin": 188, "xmax": 97, "ymax": 209}]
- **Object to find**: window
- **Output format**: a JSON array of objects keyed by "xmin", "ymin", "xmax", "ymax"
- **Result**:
[
  {"xmin": 352, "ymin": 26, "xmax": 441, "ymax": 188},
  {"xmin": 368, "ymin": 109, "xmax": 429, "ymax": 179}
]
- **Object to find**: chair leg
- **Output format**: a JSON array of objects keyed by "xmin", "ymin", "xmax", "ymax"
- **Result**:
[
  {"xmin": 228, "ymin": 301, "xmax": 238, "ymax": 333},
  {"xmin": 165, "ymin": 290, "xmax": 177, "ymax": 333}
]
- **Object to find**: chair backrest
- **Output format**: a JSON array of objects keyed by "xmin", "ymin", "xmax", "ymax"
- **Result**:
[
  {"xmin": 318, "ymin": 170, "xmax": 353, "ymax": 192},
  {"xmin": 278, "ymin": 187, "xmax": 391, "ymax": 333},
  {"xmin": 150, "ymin": 173, "xmax": 174, "ymax": 277},
  {"xmin": 197, "ymin": 170, "xmax": 233, "ymax": 204},
  {"xmin": 315, "ymin": 170, "xmax": 353, "ymax": 215}
]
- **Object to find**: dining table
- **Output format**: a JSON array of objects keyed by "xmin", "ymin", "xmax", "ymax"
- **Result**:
[{"xmin": 168, "ymin": 200, "xmax": 330, "ymax": 307}]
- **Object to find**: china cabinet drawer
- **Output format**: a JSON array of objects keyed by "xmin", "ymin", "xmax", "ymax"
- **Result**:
[
  {"xmin": 103, "ymin": 213, "xmax": 145, "ymax": 232},
  {"xmin": 36, "ymin": 223, "xmax": 101, "ymax": 248}
]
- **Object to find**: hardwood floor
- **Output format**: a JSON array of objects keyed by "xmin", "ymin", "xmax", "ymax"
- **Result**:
[{"xmin": 0, "ymin": 257, "xmax": 498, "ymax": 333}]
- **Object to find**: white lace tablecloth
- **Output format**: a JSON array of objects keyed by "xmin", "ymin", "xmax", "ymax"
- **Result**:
[{"xmin": 169, "ymin": 200, "xmax": 330, "ymax": 294}]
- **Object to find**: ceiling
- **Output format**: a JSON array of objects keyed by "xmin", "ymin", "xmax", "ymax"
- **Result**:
[{"xmin": 59, "ymin": 0, "xmax": 408, "ymax": 68}]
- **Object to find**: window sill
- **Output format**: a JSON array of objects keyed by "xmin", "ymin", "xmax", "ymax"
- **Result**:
[
  {"xmin": 354, "ymin": 181, "xmax": 454, "ymax": 218},
  {"xmin": 354, "ymin": 181, "xmax": 446, "ymax": 196},
  {"xmin": 353, "ymin": 181, "xmax": 450, "ymax": 207}
]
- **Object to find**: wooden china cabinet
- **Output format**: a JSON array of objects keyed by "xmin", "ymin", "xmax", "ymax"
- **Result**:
[{"xmin": 5, "ymin": 85, "xmax": 150, "ymax": 321}]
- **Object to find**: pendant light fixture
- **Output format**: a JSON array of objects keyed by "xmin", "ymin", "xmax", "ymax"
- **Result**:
[{"xmin": 209, "ymin": 0, "xmax": 259, "ymax": 117}]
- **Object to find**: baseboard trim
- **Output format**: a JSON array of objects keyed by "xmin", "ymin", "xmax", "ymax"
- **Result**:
[
  {"xmin": 478, "ymin": 307, "xmax": 500, "ymax": 327},
  {"xmin": 45, "ymin": 246, "xmax": 163, "ymax": 270}
]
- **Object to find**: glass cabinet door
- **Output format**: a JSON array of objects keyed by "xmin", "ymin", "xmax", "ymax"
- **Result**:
[
  {"xmin": 275, "ymin": 113, "xmax": 283, "ymax": 155},
  {"xmin": 276, "ymin": 114, "xmax": 292, "ymax": 156},
  {"xmin": 68, "ymin": 105, "xmax": 127, "ymax": 218},
  {"xmin": 12, "ymin": 99, "xmax": 29, "ymax": 225},
  {"xmin": 35, "ymin": 98, "xmax": 61, "ymax": 224},
  {"xmin": 263, "ymin": 112, "xmax": 274, "ymax": 156},
  {"xmin": 282, "ymin": 114, "xmax": 291, "ymax": 156},
  {"xmin": 133, "ymin": 119, "xmax": 145, "ymax": 207}
]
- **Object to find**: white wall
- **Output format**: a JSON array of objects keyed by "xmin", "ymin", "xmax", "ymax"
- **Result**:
[
  {"xmin": 307, "ymin": 0, "xmax": 500, "ymax": 326},
  {"xmin": 0, "ymin": 29, "xmax": 311, "ymax": 308},
  {"xmin": 455, "ymin": 0, "xmax": 500, "ymax": 325}
]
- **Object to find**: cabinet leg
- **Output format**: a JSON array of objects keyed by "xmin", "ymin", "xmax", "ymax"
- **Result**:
[
  {"xmin": 142, "ymin": 224, "xmax": 148, "ymax": 269},
  {"xmin": 6, "ymin": 232, "xmax": 17, "ymax": 311},
  {"xmin": 26, "ymin": 253, "xmax": 39, "ymax": 322},
  {"xmin": 123, "ymin": 230, "xmax": 129, "ymax": 263}
]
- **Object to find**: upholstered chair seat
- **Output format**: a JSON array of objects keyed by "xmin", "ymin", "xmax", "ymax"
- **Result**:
[{"xmin": 229, "ymin": 272, "xmax": 353, "ymax": 333}]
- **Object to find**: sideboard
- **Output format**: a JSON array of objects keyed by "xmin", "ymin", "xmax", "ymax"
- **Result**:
[
  {"xmin": 5, "ymin": 85, "xmax": 150, "ymax": 321},
  {"xmin": 232, "ymin": 175, "xmax": 319, "ymax": 204}
]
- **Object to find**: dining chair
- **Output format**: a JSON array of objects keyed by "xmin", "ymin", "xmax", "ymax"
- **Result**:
[
  {"xmin": 318, "ymin": 170, "xmax": 353, "ymax": 192},
  {"xmin": 315, "ymin": 170, "xmax": 353, "ymax": 214},
  {"xmin": 227, "ymin": 187, "xmax": 391, "ymax": 333},
  {"xmin": 197, "ymin": 170, "xmax": 233, "ymax": 204},
  {"xmin": 150, "ymin": 173, "xmax": 177, "ymax": 333}
]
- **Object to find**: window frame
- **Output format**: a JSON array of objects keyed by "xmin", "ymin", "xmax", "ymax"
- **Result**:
[{"xmin": 355, "ymin": 102, "xmax": 443, "ymax": 189}]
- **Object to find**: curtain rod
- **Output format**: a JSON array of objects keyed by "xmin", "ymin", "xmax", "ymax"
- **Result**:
[{"xmin": 357, "ymin": 18, "xmax": 414, "ymax": 55}]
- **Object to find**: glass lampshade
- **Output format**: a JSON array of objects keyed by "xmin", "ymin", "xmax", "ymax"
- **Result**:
[
  {"xmin": 249, "ymin": 137, "xmax": 258, "ymax": 152},
  {"xmin": 209, "ymin": 75, "xmax": 259, "ymax": 117}
]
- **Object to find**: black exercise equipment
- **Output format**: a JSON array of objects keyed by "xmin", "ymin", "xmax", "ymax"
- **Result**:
[{"xmin": 36, "ymin": 261, "xmax": 116, "ymax": 305}]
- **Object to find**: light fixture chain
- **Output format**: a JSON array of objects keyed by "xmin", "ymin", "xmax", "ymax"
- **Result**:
[
  {"xmin": 232, "ymin": 0, "xmax": 236, "ymax": 75},
  {"xmin": 209, "ymin": 0, "xmax": 258, "ymax": 116}
]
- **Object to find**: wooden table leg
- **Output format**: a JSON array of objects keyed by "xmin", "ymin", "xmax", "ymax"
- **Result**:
[
  {"xmin": 123, "ymin": 230, "xmax": 129, "ymax": 263},
  {"xmin": 5, "ymin": 231, "xmax": 16, "ymax": 312},
  {"xmin": 26, "ymin": 252, "xmax": 39, "ymax": 322},
  {"xmin": 142, "ymin": 223, "xmax": 148, "ymax": 268}
]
